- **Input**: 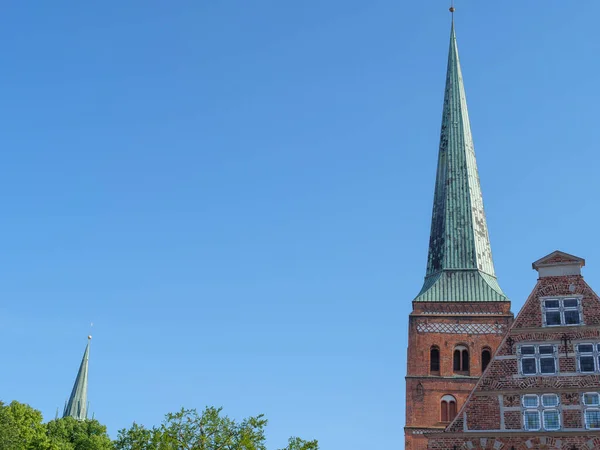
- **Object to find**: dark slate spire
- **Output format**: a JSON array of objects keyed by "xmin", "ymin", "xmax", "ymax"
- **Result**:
[
  {"xmin": 414, "ymin": 21, "xmax": 507, "ymax": 303},
  {"xmin": 63, "ymin": 337, "xmax": 90, "ymax": 420}
]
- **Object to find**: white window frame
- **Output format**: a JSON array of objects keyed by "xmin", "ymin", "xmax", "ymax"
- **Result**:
[
  {"xmin": 576, "ymin": 342, "xmax": 600, "ymax": 373},
  {"xmin": 541, "ymin": 297, "xmax": 583, "ymax": 327},
  {"xmin": 583, "ymin": 393, "xmax": 600, "ymax": 430},
  {"xmin": 523, "ymin": 410, "xmax": 541, "ymax": 431},
  {"xmin": 522, "ymin": 394, "xmax": 561, "ymax": 431},
  {"xmin": 518, "ymin": 344, "xmax": 558, "ymax": 376}
]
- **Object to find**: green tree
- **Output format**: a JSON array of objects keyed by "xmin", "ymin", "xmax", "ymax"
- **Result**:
[
  {"xmin": 111, "ymin": 423, "xmax": 161, "ymax": 450},
  {"xmin": 0, "ymin": 401, "xmax": 51, "ymax": 450},
  {"xmin": 46, "ymin": 416, "xmax": 112, "ymax": 450},
  {"xmin": 278, "ymin": 437, "xmax": 318, "ymax": 450},
  {"xmin": 0, "ymin": 401, "xmax": 19, "ymax": 450},
  {"xmin": 115, "ymin": 407, "xmax": 318, "ymax": 450}
]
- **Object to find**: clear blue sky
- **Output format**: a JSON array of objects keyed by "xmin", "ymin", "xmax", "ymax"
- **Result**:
[{"xmin": 1, "ymin": 1, "xmax": 599, "ymax": 449}]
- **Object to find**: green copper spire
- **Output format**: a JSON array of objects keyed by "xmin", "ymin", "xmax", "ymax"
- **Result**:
[
  {"xmin": 63, "ymin": 337, "xmax": 90, "ymax": 420},
  {"xmin": 414, "ymin": 21, "xmax": 507, "ymax": 303}
]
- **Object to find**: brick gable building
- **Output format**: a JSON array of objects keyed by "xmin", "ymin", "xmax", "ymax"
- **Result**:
[
  {"xmin": 427, "ymin": 251, "xmax": 600, "ymax": 448},
  {"xmin": 404, "ymin": 17, "xmax": 513, "ymax": 450}
]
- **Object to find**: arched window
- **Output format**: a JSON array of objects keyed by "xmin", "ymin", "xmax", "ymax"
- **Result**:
[
  {"xmin": 453, "ymin": 349, "xmax": 461, "ymax": 371},
  {"xmin": 430, "ymin": 346, "xmax": 440, "ymax": 374},
  {"xmin": 453, "ymin": 345, "xmax": 470, "ymax": 374},
  {"xmin": 441, "ymin": 395, "xmax": 457, "ymax": 422},
  {"xmin": 482, "ymin": 348, "xmax": 492, "ymax": 372}
]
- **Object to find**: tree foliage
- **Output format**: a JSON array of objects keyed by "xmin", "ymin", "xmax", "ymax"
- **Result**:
[
  {"xmin": 46, "ymin": 416, "xmax": 112, "ymax": 450},
  {"xmin": 0, "ymin": 401, "xmax": 50, "ymax": 450},
  {"xmin": 115, "ymin": 407, "xmax": 318, "ymax": 450},
  {"xmin": 278, "ymin": 437, "xmax": 319, "ymax": 450},
  {"xmin": 0, "ymin": 401, "xmax": 317, "ymax": 450}
]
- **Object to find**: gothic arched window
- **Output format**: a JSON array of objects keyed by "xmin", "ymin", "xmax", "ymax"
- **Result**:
[
  {"xmin": 482, "ymin": 348, "xmax": 492, "ymax": 372},
  {"xmin": 430, "ymin": 346, "xmax": 440, "ymax": 374},
  {"xmin": 441, "ymin": 395, "xmax": 457, "ymax": 422},
  {"xmin": 453, "ymin": 345, "xmax": 470, "ymax": 374}
]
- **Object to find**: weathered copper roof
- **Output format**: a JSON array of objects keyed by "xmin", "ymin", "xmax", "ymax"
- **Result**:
[
  {"xmin": 414, "ymin": 21, "xmax": 507, "ymax": 303},
  {"xmin": 63, "ymin": 337, "xmax": 90, "ymax": 420}
]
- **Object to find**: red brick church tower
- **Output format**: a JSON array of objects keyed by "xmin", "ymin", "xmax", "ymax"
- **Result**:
[{"xmin": 404, "ymin": 16, "xmax": 513, "ymax": 450}]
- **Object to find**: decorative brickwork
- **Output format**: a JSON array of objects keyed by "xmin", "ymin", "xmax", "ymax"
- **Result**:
[
  {"xmin": 416, "ymin": 322, "xmax": 506, "ymax": 334},
  {"xmin": 426, "ymin": 252, "xmax": 600, "ymax": 448},
  {"xmin": 504, "ymin": 410, "xmax": 521, "ymax": 429}
]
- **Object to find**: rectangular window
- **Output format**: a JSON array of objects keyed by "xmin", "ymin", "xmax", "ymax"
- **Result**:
[
  {"xmin": 585, "ymin": 410, "xmax": 600, "ymax": 429},
  {"xmin": 522, "ymin": 394, "xmax": 561, "ymax": 431},
  {"xmin": 583, "ymin": 393, "xmax": 600, "ymax": 430},
  {"xmin": 519, "ymin": 344, "xmax": 557, "ymax": 375},
  {"xmin": 541, "ymin": 394, "xmax": 559, "ymax": 407},
  {"xmin": 540, "ymin": 345, "xmax": 556, "ymax": 374},
  {"xmin": 584, "ymin": 393, "xmax": 600, "ymax": 406},
  {"xmin": 542, "ymin": 298, "xmax": 582, "ymax": 327},
  {"xmin": 523, "ymin": 395, "xmax": 538, "ymax": 408},
  {"xmin": 524, "ymin": 410, "xmax": 540, "ymax": 431},
  {"xmin": 577, "ymin": 343, "xmax": 598, "ymax": 373},
  {"xmin": 543, "ymin": 410, "xmax": 560, "ymax": 430}
]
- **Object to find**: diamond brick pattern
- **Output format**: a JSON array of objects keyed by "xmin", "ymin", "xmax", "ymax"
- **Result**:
[{"xmin": 416, "ymin": 322, "xmax": 505, "ymax": 335}]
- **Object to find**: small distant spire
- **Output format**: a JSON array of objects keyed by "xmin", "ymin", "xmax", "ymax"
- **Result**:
[{"xmin": 63, "ymin": 337, "xmax": 91, "ymax": 421}]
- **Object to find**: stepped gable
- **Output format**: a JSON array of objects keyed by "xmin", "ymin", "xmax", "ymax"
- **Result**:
[{"xmin": 426, "ymin": 251, "xmax": 600, "ymax": 449}]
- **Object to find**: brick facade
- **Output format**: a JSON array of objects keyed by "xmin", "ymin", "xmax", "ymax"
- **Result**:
[{"xmin": 426, "ymin": 251, "xmax": 600, "ymax": 449}]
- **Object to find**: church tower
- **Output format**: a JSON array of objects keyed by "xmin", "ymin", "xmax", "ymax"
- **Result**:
[
  {"xmin": 404, "ymin": 14, "xmax": 513, "ymax": 450},
  {"xmin": 63, "ymin": 336, "xmax": 91, "ymax": 420}
]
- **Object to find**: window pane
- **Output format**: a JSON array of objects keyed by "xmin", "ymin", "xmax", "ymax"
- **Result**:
[
  {"xmin": 544, "ymin": 300, "xmax": 560, "ymax": 309},
  {"xmin": 522, "ymin": 358, "xmax": 537, "ymax": 375},
  {"xmin": 584, "ymin": 393, "xmax": 600, "ymax": 406},
  {"xmin": 453, "ymin": 350, "xmax": 461, "ymax": 371},
  {"xmin": 586, "ymin": 410, "xmax": 600, "ymax": 429},
  {"xmin": 449, "ymin": 401, "xmax": 457, "ymax": 421},
  {"xmin": 539, "ymin": 345, "xmax": 554, "ymax": 354},
  {"xmin": 521, "ymin": 346, "xmax": 535, "ymax": 355},
  {"xmin": 441, "ymin": 401, "xmax": 448, "ymax": 422},
  {"xmin": 523, "ymin": 395, "xmax": 538, "ymax": 407},
  {"xmin": 524, "ymin": 411, "xmax": 540, "ymax": 431},
  {"xmin": 542, "ymin": 394, "xmax": 559, "ymax": 407},
  {"xmin": 579, "ymin": 344, "xmax": 594, "ymax": 353},
  {"xmin": 430, "ymin": 349, "xmax": 440, "ymax": 372},
  {"xmin": 462, "ymin": 350, "xmax": 469, "ymax": 371},
  {"xmin": 482, "ymin": 350, "xmax": 491, "ymax": 372},
  {"xmin": 580, "ymin": 356, "xmax": 595, "ymax": 373},
  {"xmin": 563, "ymin": 299, "xmax": 578, "ymax": 308},
  {"xmin": 564, "ymin": 310, "xmax": 581, "ymax": 325},
  {"xmin": 543, "ymin": 410, "xmax": 560, "ymax": 430},
  {"xmin": 545, "ymin": 311, "xmax": 561, "ymax": 325},
  {"xmin": 597, "ymin": 344, "xmax": 600, "ymax": 352},
  {"xmin": 540, "ymin": 357, "xmax": 556, "ymax": 374}
]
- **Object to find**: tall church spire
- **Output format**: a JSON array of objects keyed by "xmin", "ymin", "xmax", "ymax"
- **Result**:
[
  {"xmin": 63, "ymin": 337, "xmax": 91, "ymax": 420},
  {"xmin": 414, "ymin": 20, "xmax": 507, "ymax": 302}
]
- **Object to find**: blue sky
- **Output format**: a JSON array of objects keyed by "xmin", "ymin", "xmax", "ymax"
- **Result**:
[{"xmin": 1, "ymin": 1, "xmax": 599, "ymax": 449}]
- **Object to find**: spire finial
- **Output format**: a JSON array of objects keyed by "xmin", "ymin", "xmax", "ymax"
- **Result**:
[{"xmin": 449, "ymin": 0, "xmax": 455, "ymax": 15}]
